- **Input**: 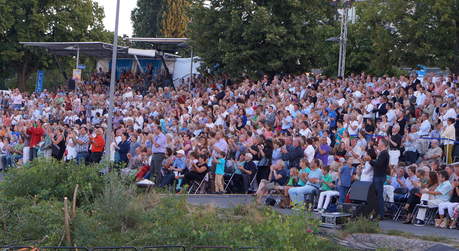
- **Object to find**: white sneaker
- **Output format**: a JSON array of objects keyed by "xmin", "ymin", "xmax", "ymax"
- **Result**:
[{"xmin": 136, "ymin": 179, "xmax": 155, "ymax": 186}]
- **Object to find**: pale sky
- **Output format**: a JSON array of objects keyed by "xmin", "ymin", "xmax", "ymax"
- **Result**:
[{"xmin": 95, "ymin": 0, "xmax": 137, "ymax": 37}]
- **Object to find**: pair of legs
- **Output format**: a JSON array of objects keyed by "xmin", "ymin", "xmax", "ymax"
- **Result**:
[
  {"xmin": 414, "ymin": 194, "xmax": 443, "ymax": 224},
  {"xmin": 384, "ymin": 185, "xmax": 395, "ymax": 203},
  {"xmin": 317, "ymin": 190, "xmax": 339, "ymax": 210},
  {"xmin": 403, "ymin": 188, "xmax": 421, "ymax": 223},
  {"xmin": 436, "ymin": 202, "xmax": 459, "ymax": 228},
  {"xmin": 373, "ymin": 176, "xmax": 386, "ymax": 219},
  {"xmin": 288, "ymin": 185, "xmax": 318, "ymax": 206},
  {"xmin": 214, "ymin": 174, "xmax": 224, "ymax": 193}
]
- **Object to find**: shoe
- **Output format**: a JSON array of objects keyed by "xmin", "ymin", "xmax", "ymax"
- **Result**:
[
  {"xmin": 449, "ymin": 221, "xmax": 457, "ymax": 229},
  {"xmin": 435, "ymin": 219, "xmax": 443, "ymax": 228},
  {"xmin": 439, "ymin": 218, "xmax": 449, "ymax": 229},
  {"xmin": 403, "ymin": 216, "xmax": 412, "ymax": 224},
  {"xmin": 414, "ymin": 219, "xmax": 425, "ymax": 226}
]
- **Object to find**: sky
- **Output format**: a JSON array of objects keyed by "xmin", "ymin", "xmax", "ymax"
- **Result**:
[{"xmin": 95, "ymin": 0, "xmax": 137, "ymax": 37}]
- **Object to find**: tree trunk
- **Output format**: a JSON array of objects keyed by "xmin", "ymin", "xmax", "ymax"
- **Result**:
[{"xmin": 16, "ymin": 59, "xmax": 31, "ymax": 91}]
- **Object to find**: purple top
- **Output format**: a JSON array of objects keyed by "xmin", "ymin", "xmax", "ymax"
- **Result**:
[{"xmin": 315, "ymin": 144, "xmax": 331, "ymax": 166}]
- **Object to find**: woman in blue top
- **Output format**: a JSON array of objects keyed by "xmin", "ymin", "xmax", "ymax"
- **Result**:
[{"xmin": 288, "ymin": 159, "xmax": 323, "ymax": 206}]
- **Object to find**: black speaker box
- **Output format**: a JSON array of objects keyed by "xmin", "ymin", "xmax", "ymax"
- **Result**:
[{"xmin": 344, "ymin": 181, "xmax": 378, "ymax": 217}]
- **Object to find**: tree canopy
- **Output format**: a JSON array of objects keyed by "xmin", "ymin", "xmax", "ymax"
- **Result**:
[
  {"xmin": 188, "ymin": 0, "xmax": 336, "ymax": 78},
  {"xmin": 131, "ymin": 0, "xmax": 164, "ymax": 38},
  {"xmin": 0, "ymin": 0, "xmax": 110, "ymax": 90},
  {"xmin": 188, "ymin": 0, "xmax": 459, "ymax": 77},
  {"xmin": 349, "ymin": 0, "xmax": 459, "ymax": 75},
  {"xmin": 161, "ymin": 0, "xmax": 190, "ymax": 38}
]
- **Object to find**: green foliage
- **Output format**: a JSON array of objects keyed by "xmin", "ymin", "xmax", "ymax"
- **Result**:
[
  {"xmin": 343, "ymin": 217, "xmax": 380, "ymax": 235},
  {"xmin": 0, "ymin": 159, "xmax": 104, "ymax": 204},
  {"xmin": 0, "ymin": 160, "xmax": 341, "ymax": 249},
  {"xmin": 188, "ymin": 0, "xmax": 336, "ymax": 78},
  {"xmin": 131, "ymin": 0, "xmax": 165, "ymax": 38},
  {"xmin": 0, "ymin": 0, "xmax": 110, "ymax": 90},
  {"xmin": 0, "ymin": 197, "xmax": 63, "ymax": 246},
  {"xmin": 349, "ymin": 0, "xmax": 459, "ymax": 74},
  {"xmin": 73, "ymin": 197, "xmax": 330, "ymax": 250}
]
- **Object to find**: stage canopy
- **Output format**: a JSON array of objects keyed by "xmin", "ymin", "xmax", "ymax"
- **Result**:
[
  {"xmin": 19, "ymin": 41, "xmax": 157, "ymax": 59},
  {"xmin": 128, "ymin": 37, "xmax": 189, "ymax": 46}
]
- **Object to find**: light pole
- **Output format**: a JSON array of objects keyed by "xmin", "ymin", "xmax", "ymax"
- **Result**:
[
  {"xmin": 337, "ymin": 0, "xmax": 351, "ymax": 77},
  {"xmin": 104, "ymin": 0, "xmax": 121, "ymax": 165},
  {"xmin": 189, "ymin": 47, "xmax": 193, "ymax": 90}
]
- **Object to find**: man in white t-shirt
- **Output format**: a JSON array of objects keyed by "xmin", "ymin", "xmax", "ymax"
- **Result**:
[{"xmin": 303, "ymin": 138, "xmax": 315, "ymax": 164}]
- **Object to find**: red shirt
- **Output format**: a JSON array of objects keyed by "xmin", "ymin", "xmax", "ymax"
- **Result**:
[
  {"xmin": 26, "ymin": 127, "xmax": 44, "ymax": 147},
  {"xmin": 90, "ymin": 135, "xmax": 105, "ymax": 153}
]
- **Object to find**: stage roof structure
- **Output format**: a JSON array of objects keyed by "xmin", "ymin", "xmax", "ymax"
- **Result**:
[
  {"xmin": 19, "ymin": 42, "xmax": 157, "ymax": 59},
  {"xmin": 128, "ymin": 37, "xmax": 189, "ymax": 45}
]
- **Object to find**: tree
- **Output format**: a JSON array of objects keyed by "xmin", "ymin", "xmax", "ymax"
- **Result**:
[
  {"xmin": 161, "ymin": 0, "xmax": 190, "ymax": 38},
  {"xmin": 131, "ymin": 0, "xmax": 164, "ymax": 38},
  {"xmin": 351, "ymin": 0, "xmax": 459, "ymax": 74},
  {"xmin": 0, "ymin": 0, "xmax": 108, "ymax": 90},
  {"xmin": 188, "ymin": 0, "xmax": 335, "ymax": 78}
]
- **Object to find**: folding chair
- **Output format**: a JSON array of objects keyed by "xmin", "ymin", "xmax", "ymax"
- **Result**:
[
  {"xmin": 224, "ymin": 172, "xmax": 236, "ymax": 193},
  {"xmin": 411, "ymin": 204, "xmax": 438, "ymax": 225},
  {"xmin": 248, "ymin": 170, "xmax": 258, "ymax": 193},
  {"xmin": 188, "ymin": 173, "xmax": 209, "ymax": 194},
  {"xmin": 392, "ymin": 188, "xmax": 409, "ymax": 221},
  {"xmin": 223, "ymin": 159, "xmax": 237, "ymax": 193}
]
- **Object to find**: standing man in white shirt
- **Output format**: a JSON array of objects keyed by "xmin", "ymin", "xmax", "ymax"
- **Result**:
[{"xmin": 419, "ymin": 113, "xmax": 431, "ymax": 137}]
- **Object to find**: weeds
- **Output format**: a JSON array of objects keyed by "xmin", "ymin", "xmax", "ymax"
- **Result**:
[{"xmin": 342, "ymin": 216, "xmax": 380, "ymax": 235}]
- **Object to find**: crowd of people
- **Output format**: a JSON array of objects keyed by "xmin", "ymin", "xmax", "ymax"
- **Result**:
[{"xmin": 0, "ymin": 69, "xmax": 458, "ymax": 228}]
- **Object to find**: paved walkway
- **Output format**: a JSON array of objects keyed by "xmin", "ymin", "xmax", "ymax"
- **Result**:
[{"xmin": 186, "ymin": 194, "xmax": 459, "ymax": 240}]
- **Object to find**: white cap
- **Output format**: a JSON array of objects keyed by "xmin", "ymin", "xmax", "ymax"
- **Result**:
[{"xmin": 176, "ymin": 150, "xmax": 185, "ymax": 156}]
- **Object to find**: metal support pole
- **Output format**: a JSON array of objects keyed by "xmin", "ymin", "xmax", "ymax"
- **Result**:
[
  {"xmin": 338, "ymin": 1, "xmax": 349, "ymax": 78},
  {"xmin": 76, "ymin": 46, "xmax": 80, "ymax": 69},
  {"xmin": 134, "ymin": 55, "xmax": 144, "ymax": 73},
  {"xmin": 104, "ymin": 0, "xmax": 120, "ymax": 165},
  {"xmin": 189, "ymin": 48, "xmax": 194, "ymax": 90}
]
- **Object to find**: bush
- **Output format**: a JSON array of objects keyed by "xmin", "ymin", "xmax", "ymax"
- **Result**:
[
  {"xmin": 0, "ymin": 197, "xmax": 63, "ymax": 246},
  {"xmin": 71, "ymin": 195, "xmax": 332, "ymax": 250},
  {"xmin": 0, "ymin": 159, "xmax": 105, "ymax": 205},
  {"xmin": 0, "ymin": 160, "xmax": 343, "ymax": 250}
]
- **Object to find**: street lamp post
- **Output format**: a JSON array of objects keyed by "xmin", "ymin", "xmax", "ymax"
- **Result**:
[
  {"xmin": 104, "ymin": 0, "xmax": 121, "ymax": 166},
  {"xmin": 338, "ymin": 0, "xmax": 351, "ymax": 77}
]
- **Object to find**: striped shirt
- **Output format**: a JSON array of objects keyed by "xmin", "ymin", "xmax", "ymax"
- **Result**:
[{"xmin": 76, "ymin": 134, "xmax": 89, "ymax": 153}]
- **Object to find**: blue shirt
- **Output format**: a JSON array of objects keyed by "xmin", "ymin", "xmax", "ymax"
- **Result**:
[
  {"xmin": 435, "ymin": 181, "xmax": 453, "ymax": 201},
  {"xmin": 215, "ymin": 158, "xmax": 226, "ymax": 175},
  {"xmin": 235, "ymin": 161, "xmax": 245, "ymax": 175},
  {"xmin": 172, "ymin": 157, "xmax": 187, "ymax": 171},
  {"xmin": 306, "ymin": 168, "xmax": 323, "ymax": 188},
  {"xmin": 339, "ymin": 165, "xmax": 354, "ymax": 187}
]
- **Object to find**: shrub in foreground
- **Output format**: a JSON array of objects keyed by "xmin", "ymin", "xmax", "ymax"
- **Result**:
[
  {"xmin": 0, "ymin": 160, "xmax": 343, "ymax": 250},
  {"xmin": 0, "ymin": 159, "xmax": 105, "ymax": 204}
]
